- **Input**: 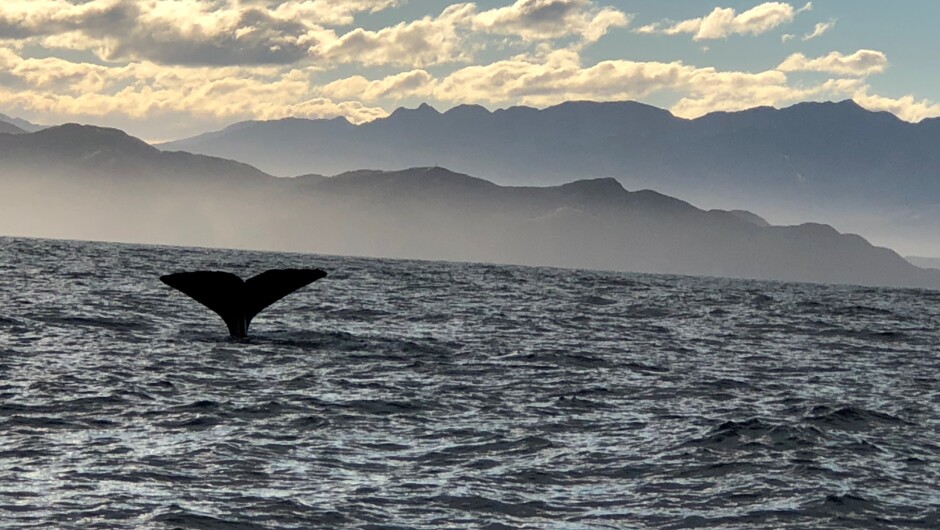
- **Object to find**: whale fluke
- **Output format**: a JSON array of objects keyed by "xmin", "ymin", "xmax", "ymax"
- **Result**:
[{"xmin": 160, "ymin": 268, "xmax": 327, "ymax": 338}]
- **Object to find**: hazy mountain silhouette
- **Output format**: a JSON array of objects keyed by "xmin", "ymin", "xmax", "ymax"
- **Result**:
[
  {"xmin": 159, "ymin": 100, "xmax": 939, "ymax": 203},
  {"xmin": 907, "ymin": 256, "xmax": 940, "ymax": 270},
  {"xmin": 159, "ymin": 99, "xmax": 940, "ymax": 255},
  {"xmin": 2, "ymin": 125, "xmax": 938, "ymax": 288},
  {"xmin": 0, "ymin": 113, "xmax": 44, "ymax": 133},
  {"xmin": 293, "ymin": 167, "xmax": 938, "ymax": 288},
  {"xmin": 1, "ymin": 124, "xmax": 271, "ymax": 183},
  {"xmin": 725, "ymin": 210, "xmax": 770, "ymax": 227},
  {"xmin": 0, "ymin": 121, "xmax": 26, "ymax": 135}
]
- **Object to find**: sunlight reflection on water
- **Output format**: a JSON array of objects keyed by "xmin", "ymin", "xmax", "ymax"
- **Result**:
[{"xmin": 0, "ymin": 236, "xmax": 939, "ymax": 528}]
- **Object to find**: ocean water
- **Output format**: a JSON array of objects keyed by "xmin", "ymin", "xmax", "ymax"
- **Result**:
[{"xmin": 1, "ymin": 236, "xmax": 938, "ymax": 529}]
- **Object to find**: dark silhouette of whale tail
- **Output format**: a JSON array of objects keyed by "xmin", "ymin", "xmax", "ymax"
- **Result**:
[{"xmin": 160, "ymin": 269, "xmax": 327, "ymax": 338}]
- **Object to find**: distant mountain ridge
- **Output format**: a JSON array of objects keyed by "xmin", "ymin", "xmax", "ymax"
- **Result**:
[
  {"xmin": 907, "ymin": 256, "xmax": 940, "ymax": 270},
  {"xmin": 159, "ymin": 100, "xmax": 940, "ymax": 204},
  {"xmin": 0, "ymin": 123, "xmax": 270, "ymax": 182},
  {"xmin": 0, "ymin": 121, "xmax": 25, "ymax": 135},
  {"xmin": 158, "ymin": 99, "xmax": 940, "ymax": 256},
  {"xmin": 0, "ymin": 113, "xmax": 45, "ymax": 133},
  {"xmin": 3, "ymin": 125, "xmax": 939, "ymax": 289}
]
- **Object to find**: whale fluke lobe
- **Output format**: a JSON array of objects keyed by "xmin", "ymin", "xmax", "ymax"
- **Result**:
[{"xmin": 160, "ymin": 268, "xmax": 327, "ymax": 338}]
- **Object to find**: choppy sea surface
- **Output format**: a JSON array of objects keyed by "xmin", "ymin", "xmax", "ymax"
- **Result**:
[{"xmin": 0, "ymin": 236, "xmax": 939, "ymax": 529}]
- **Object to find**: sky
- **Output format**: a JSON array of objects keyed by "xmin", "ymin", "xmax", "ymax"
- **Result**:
[{"xmin": 0, "ymin": 0, "xmax": 937, "ymax": 141}]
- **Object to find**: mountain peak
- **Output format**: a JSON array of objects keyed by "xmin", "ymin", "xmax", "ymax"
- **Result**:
[
  {"xmin": 443, "ymin": 104, "xmax": 491, "ymax": 117},
  {"xmin": 789, "ymin": 99, "xmax": 861, "ymax": 110},
  {"xmin": 784, "ymin": 98, "xmax": 885, "ymax": 116},
  {"xmin": 333, "ymin": 165, "xmax": 486, "ymax": 183},
  {"xmin": 323, "ymin": 166, "xmax": 496, "ymax": 196},
  {"xmin": 32, "ymin": 123, "xmax": 158, "ymax": 154},
  {"xmin": 782, "ymin": 99, "xmax": 903, "ymax": 126},
  {"xmin": 0, "ymin": 113, "xmax": 44, "ymax": 132},
  {"xmin": 837, "ymin": 98, "xmax": 864, "ymax": 109},
  {"xmin": 558, "ymin": 177, "xmax": 626, "ymax": 197},
  {"xmin": 389, "ymin": 103, "xmax": 441, "ymax": 118}
]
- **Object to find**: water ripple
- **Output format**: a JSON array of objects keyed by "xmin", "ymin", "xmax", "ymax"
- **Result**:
[{"xmin": 0, "ymin": 236, "xmax": 938, "ymax": 528}]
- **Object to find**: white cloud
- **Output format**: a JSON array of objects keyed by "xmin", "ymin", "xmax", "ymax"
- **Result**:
[
  {"xmin": 319, "ymin": 70, "xmax": 436, "ymax": 101},
  {"xmin": 326, "ymin": 47, "xmax": 859, "ymax": 119},
  {"xmin": 670, "ymin": 77, "xmax": 861, "ymax": 118},
  {"xmin": 471, "ymin": 0, "xmax": 630, "ymax": 43},
  {"xmin": 270, "ymin": 1, "xmax": 401, "ymax": 26},
  {"xmin": 0, "ymin": 1, "xmax": 932, "ymax": 136},
  {"xmin": 281, "ymin": 98, "xmax": 389, "ymax": 122},
  {"xmin": 633, "ymin": 24, "xmax": 659, "ymax": 35},
  {"xmin": 313, "ymin": 4, "xmax": 477, "ymax": 67},
  {"xmin": 309, "ymin": 0, "xmax": 633, "ymax": 68},
  {"xmin": 0, "ymin": 0, "xmax": 411, "ymax": 66},
  {"xmin": 0, "ymin": 0, "xmax": 334, "ymax": 66},
  {"xmin": 431, "ymin": 48, "xmax": 650, "ymax": 105},
  {"xmin": 853, "ymin": 90, "xmax": 940, "ymax": 123},
  {"xmin": 0, "ymin": 47, "xmax": 387, "ymax": 124},
  {"xmin": 0, "ymin": 0, "xmax": 630, "ymax": 69},
  {"xmin": 778, "ymin": 49, "xmax": 887, "ymax": 76},
  {"xmin": 637, "ymin": 2, "xmax": 811, "ymax": 40},
  {"xmin": 802, "ymin": 20, "xmax": 835, "ymax": 41}
]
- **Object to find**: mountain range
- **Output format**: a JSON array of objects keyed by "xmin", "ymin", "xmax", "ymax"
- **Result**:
[
  {"xmin": 2, "ymin": 123, "xmax": 938, "ymax": 289},
  {"xmin": 0, "ymin": 119, "xmax": 25, "ymax": 135},
  {"xmin": 160, "ymin": 100, "xmax": 940, "ymax": 199},
  {"xmin": 907, "ymin": 256, "xmax": 940, "ymax": 270},
  {"xmin": 0, "ymin": 113, "xmax": 44, "ymax": 133},
  {"xmin": 0, "ymin": 123, "xmax": 268, "ymax": 182},
  {"xmin": 160, "ymin": 99, "xmax": 940, "ymax": 256}
]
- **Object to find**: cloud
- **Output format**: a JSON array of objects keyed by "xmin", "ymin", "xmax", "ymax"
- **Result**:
[
  {"xmin": 269, "ymin": 1, "xmax": 401, "ymax": 26},
  {"xmin": 670, "ymin": 77, "xmax": 861, "ymax": 118},
  {"xmin": 637, "ymin": 2, "xmax": 811, "ymax": 40},
  {"xmin": 0, "ymin": 0, "xmax": 411, "ymax": 67},
  {"xmin": 0, "ymin": 47, "xmax": 387, "ymax": 125},
  {"xmin": 319, "ymin": 70, "xmax": 436, "ymax": 101},
  {"xmin": 313, "ymin": 3, "xmax": 477, "ymax": 67},
  {"xmin": 802, "ymin": 20, "xmax": 835, "ymax": 41},
  {"xmin": 0, "ymin": 1, "xmax": 931, "ymax": 136},
  {"xmin": 0, "ymin": 0, "xmax": 334, "ymax": 66},
  {"xmin": 853, "ymin": 90, "xmax": 940, "ymax": 123},
  {"xmin": 471, "ymin": 0, "xmax": 630, "ymax": 43},
  {"xmin": 327, "ymin": 47, "xmax": 859, "ymax": 120},
  {"xmin": 430, "ymin": 49, "xmax": 699, "ymax": 105},
  {"xmin": 315, "ymin": 0, "xmax": 632, "ymax": 67},
  {"xmin": 0, "ymin": 0, "xmax": 630, "ymax": 69},
  {"xmin": 280, "ymin": 98, "xmax": 389, "ymax": 122},
  {"xmin": 778, "ymin": 49, "xmax": 887, "ymax": 76}
]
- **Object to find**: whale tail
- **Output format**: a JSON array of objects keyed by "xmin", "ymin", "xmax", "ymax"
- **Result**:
[{"xmin": 160, "ymin": 268, "xmax": 327, "ymax": 338}]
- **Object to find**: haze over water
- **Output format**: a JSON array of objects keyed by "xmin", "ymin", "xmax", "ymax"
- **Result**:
[{"xmin": 1, "ymin": 236, "xmax": 939, "ymax": 529}]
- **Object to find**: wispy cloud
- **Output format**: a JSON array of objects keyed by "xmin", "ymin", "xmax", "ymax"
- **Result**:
[
  {"xmin": 635, "ymin": 2, "xmax": 812, "ymax": 40},
  {"xmin": 778, "ymin": 49, "xmax": 888, "ymax": 76},
  {"xmin": 471, "ymin": 0, "xmax": 631, "ymax": 43},
  {"xmin": 803, "ymin": 20, "xmax": 835, "ymax": 41}
]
